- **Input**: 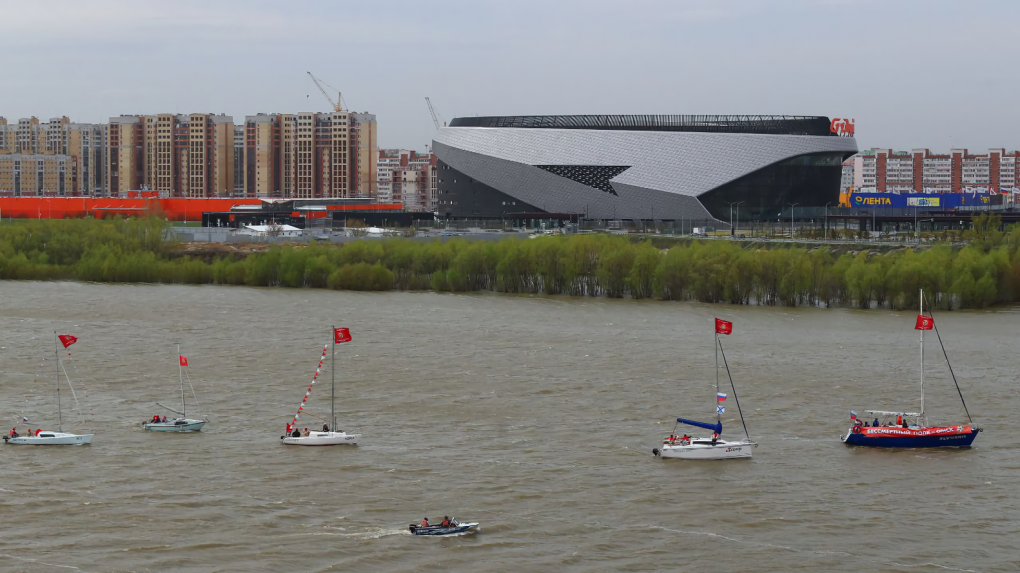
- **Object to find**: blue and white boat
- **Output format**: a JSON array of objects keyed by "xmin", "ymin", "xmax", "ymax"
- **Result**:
[
  {"xmin": 143, "ymin": 346, "xmax": 206, "ymax": 432},
  {"xmin": 409, "ymin": 518, "xmax": 478, "ymax": 536},
  {"xmin": 653, "ymin": 318, "xmax": 755, "ymax": 460},
  {"xmin": 841, "ymin": 290, "xmax": 980, "ymax": 448}
]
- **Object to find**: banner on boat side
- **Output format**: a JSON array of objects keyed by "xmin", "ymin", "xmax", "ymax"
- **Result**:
[
  {"xmin": 58, "ymin": 334, "xmax": 78, "ymax": 348},
  {"xmin": 715, "ymin": 319, "xmax": 732, "ymax": 335},
  {"xmin": 859, "ymin": 425, "xmax": 971, "ymax": 437},
  {"xmin": 334, "ymin": 328, "xmax": 352, "ymax": 344},
  {"xmin": 915, "ymin": 315, "xmax": 934, "ymax": 330}
]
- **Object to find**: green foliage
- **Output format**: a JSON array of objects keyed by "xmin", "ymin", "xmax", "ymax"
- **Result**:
[{"xmin": 3, "ymin": 217, "xmax": 1020, "ymax": 308}]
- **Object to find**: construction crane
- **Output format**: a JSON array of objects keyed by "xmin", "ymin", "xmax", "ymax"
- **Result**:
[
  {"xmin": 425, "ymin": 97, "xmax": 443, "ymax": 130},
  {"xmin": 307, "ymin": 71, "xmax": 344, "ymax": 112}
]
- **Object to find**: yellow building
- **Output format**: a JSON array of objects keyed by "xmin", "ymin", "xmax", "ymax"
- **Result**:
[
  {"xmin": 107, "ymin": 116, "xmax": 143, "ymax": 195},
  {"xmin": 350, "ymin": 113, "xmax": 377, "ymax": 198},
  {"xmin": 0, "ymin": 154, "xmax": 70, "ymax": 196},
  {"xmin": 243, "ymin": 114, "xmax": 276, "ymax": 197}
]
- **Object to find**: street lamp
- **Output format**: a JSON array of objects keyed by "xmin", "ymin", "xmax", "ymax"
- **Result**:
[
  {"xmin": 824, "ymin": 202, "xmax": 832, "ymax": 241},
  {"xmin": 726, "ymin": 200, "xmax": 744, "ymax": 236},
  {"xmin": 787, "ymin": 203, "xmax": 799, "ymax": 239}
]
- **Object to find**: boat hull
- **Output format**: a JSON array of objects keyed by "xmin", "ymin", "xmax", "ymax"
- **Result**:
[
  {"xmin": 654, "ymin": 439, "xmax": 753, "ymax": 460},
  {"xmin": 143, "ymin": 419, "xmax": 206, "ymax": 432},
  {"xmin": 4, "ymin": 432, "xmax": 94, "ymax": 445},
  {"xmin": 842, "ymin": 425, "xmax": 978, "ymax": 448},
  {"xmin": 281, "ymin": 431, "xmax": 359, "ymax": 446},
  {"xmin": 409, "ymin": 523, "xmax": 479, "ymax": 536}
]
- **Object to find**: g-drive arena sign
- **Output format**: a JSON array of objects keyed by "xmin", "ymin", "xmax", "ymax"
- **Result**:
[{"xmin": 830, "ymin": 118, "xmax": 855, "ymax": 137}]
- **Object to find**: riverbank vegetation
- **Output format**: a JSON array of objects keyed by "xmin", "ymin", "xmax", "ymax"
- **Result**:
[{"xmin": 2, "ymin": 215, "xmax": 1020, "ymax": 309}]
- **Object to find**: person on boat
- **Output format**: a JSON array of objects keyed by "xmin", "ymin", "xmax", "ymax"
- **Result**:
[
  {"xmin": 441, "ymin": 516, "xmax": 451, "ymax": 527},
  {"xmin": 873, "ymin": 417, "xmax": 880, "ymax": 427},
  {"xmin": 286, "ymin": 423, "xmax": 292, "ymax": 434},
  {"xmin": 902, "ymin": 420, "xmax": 909, "ymax": 429},
  {"xmin": 161, "ymin": 416, "xmax": 168, "ymax": 423},
  {"xmin": 152, "ymin": 415, "xmax": 160, "ymax": 423},
  {"xmin": 682, "ymin": 434, "xmax": 690, "ymax": 444},
  {"xmin": 711, "ymin": 431, "xmax": 719, "ymax": 445},
  {"xmin": 896, "ymin": 414, "xmax": 903, "ymax": 426},
  {"xmin": 420, "ymin": 517, "xmax": 430, "ymax": 527},
  {"xmin": 303, "ymin": 427, "xmax": 310, "ymax": 437},
  {"xmin": 9, "ymin": 428, "xmax": 18, "ymax": 438},
  {"xmin": 35, "ymin": 429, "xmax": 41, "ymax": 436},
  {"xmin": 322, "ymin": 423, "xmax": 329, "ymax": 432},
  {"xmin": 291, "ymin": 428, "xmax": 301, "ymax": 438}
]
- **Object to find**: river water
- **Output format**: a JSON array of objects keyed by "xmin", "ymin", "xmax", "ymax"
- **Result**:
[{"xmin": 1, "ymin": 281, "xmax": 1018, "ymax": 572}]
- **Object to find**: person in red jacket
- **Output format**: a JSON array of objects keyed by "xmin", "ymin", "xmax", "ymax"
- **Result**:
[{"xmin": 420, "ymin": 517, "xmax": 430, "ymax": 527}]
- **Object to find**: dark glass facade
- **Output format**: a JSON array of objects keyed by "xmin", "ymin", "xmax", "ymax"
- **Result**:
[
  {"xmin": 435, "ymin": 160, "xmax": 540, "ymax": 218},
  {"xmin": 698, "ymin": 152, "xmax": 852, "ymax": 221},
  {"xmin": 448, "ymin": 115, "xmax": 836, "ymax": 136}
]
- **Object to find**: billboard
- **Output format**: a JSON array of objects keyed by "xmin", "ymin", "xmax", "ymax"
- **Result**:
[{"xmin": 849, "ymin": 192, "xmax": 988, "ymax": 210}]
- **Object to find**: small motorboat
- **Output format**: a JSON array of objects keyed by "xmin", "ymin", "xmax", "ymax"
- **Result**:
[{"xmin": 409, "ymin": 518, "xmax": 478, "ymax": 536}]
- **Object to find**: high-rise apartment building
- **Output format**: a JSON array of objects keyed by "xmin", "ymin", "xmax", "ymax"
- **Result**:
[
  {"xmin": 233, "ymin": 125, "xmax": 245, "ymax": 195},
  {"xmin": 244, "ymin": 114, "xmax": 276, "ymax": 197},
  {"xmin": 350, "ymin": 112, "xmax": 377, "ymax": 198},
  {"xmin": 107, "ymin": 116, "xmax": 143, "ymax": 195},
  {"xmin": 67, "ymin": 123, "xmax": 105, "ymax": 195},
  {"xmin": 844, "ymin": 148, "xmax": 1020, "ymax": 194}
]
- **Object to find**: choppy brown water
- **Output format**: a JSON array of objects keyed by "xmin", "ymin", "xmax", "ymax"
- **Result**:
[{"xmin": 1, "ymin": 281, "xmax": 1019, "ymax": 572}]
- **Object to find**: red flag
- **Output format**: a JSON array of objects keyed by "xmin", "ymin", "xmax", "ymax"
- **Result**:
[
  {"xmin": 334, "ymin": 327, "xmax": 352, "ymax": 344},
  {"xmin": 179, "ymin": 355, "xmax": 188, "ymax": 367},
  {"xmin": 915, "ymin": 315, "xmax": 933, "ymax": 330},
  {"xmin": 715, "ymin": 318, "xmax": 733, "ymax": 335},
  {"xmin": 58, "ymin": 335, "xmax": 77, "ymax": 348}
]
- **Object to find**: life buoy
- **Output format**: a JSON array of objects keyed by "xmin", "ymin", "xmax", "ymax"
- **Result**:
[{"xmin": 851, "ymin": 425, "xmax": 862, "ymax": 434}]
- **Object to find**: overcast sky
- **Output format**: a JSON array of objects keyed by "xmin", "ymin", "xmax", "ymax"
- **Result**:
[{"xmin": 3, "ymin": 0, "xmax": 1016, "ymax": 152}]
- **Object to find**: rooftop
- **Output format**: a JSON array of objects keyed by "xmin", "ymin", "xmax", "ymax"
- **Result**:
[{"xmin": 447, "ymin": 115, "xmax": 836, "ymax": 136}]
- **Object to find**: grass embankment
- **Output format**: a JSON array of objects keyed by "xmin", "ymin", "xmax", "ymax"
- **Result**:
[{"xmin": 2, "ymin": 216, "xmax": 1020, "ymax": 309}]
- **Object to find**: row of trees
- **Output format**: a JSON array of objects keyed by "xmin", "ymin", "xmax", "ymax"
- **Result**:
[{"xmin": 2, "ymin": 216, "xmax": 1020, "ymax": 309}]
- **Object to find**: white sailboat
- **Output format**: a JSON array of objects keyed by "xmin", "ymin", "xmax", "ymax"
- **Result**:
[
  {"xmin": 4, "ymin": 333, "xmax": 94, "ymax": 446},
  {"xmin": 142, "ymin": 346, "xmax": 207, "ymax": 432},
  {"xmin": 281, "ymin": 326, "xmax": 360, "ymax": 446},
  {"xmin": 653, "ymin": 318, "xmax": 755, "ymax": 460}
]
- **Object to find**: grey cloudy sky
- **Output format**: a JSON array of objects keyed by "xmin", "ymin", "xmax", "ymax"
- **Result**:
[{"xmin": 4, "ymin": 0, "xmax": 1016, "ymax": 152}]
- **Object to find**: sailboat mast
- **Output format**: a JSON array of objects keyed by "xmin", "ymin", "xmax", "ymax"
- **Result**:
[
  {"xmin": 715, "ymin": 330, "xmax": 720, "ymax": 423},
  {"xmin": 919, "ymin": 289, "xmax": 925, "ymax": 417},
  {"xmin": 331, "ymin": 325, "xmax": 336, "ymax": 431},
  {"xmin": 179, "ymin": 344, "xmax": 186, "ymax": 418},
  {"xmin": 55, "ymin": 331, "xmax": 62, "ymax": 432}
]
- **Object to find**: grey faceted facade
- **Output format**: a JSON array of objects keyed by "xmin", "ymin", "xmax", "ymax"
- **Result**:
[{"xmin": 432, "ymin": 118, "xmax": 858, "ymax": 222}]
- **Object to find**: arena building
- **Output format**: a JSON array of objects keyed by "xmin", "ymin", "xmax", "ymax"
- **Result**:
[{"xmin": 432, "ymin": 115, "xmax": 858, "ymax": 223}]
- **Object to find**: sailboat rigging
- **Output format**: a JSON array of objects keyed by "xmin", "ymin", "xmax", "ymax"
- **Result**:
[
  {"xmin": 280, "ymin": 326, "xmax": 360, "ymax": 446},
  {"xmin": 4, "ymin": 332, "xmax": 94, "ymax": 446},
  {"xmin": 841, "ymin": 289, "xmax": 981, "ymax": 448},
  {"xmin": 143, "ymin": 346, "xmax": 207, "ymax": 432},
  {"xmin": 653, "ymin": 318, "xmax": 755, "ymax": 460}
]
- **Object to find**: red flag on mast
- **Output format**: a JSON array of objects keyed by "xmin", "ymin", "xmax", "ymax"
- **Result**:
[
  {"xmin": 58, "ymin": 335, "xmax": 78, "ymax": 348},
  {"xmin": 179, "ymin": 355, "xmax": 189, "ymax": 367},
  {"xmin": 915, "ymin": 315, "xmax": 933, "ymax": 330},
  {"xmin": 334, "ymin": 328, "xmax": 352, "ymax": 344},
  {"xmin": 715, "ymin": 319, "xmax": 733, "ymax": 335}
]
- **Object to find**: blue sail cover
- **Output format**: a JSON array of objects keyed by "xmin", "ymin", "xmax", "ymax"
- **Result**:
[{"xmin": 677, "ymin": 418, "xmax": 722, "ymax": 434}]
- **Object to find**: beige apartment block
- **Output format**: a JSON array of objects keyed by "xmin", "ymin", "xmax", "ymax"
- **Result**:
[
  {"xmin": 0, "ymin": 117, "xmax": 12, "ymax": 154},
  {"xmin": 67, "ymin": 123, "xmax": 105, "ymax": 195},
  {"xmin": 144, "ymin": 113, "xmax": 177, "ymax": 194},
  {"xmin": 295, "ymin": 113, "xmax": 315, "ymax": 199},
  {"xmin": 351, "ymin": 113, "xmax": 377, "ymax": 198},
  {"xmin": 107, "ymin": 116, "xmax": 143, "ymax": 195},
  {"xmin": 175, "ymin": 113, "xmax": 235, "ymax": 197},
  {"xmin": 244, "ymin": 114, "xmax": 276, "ymax": 197},
  {"xmin": 0, "ymin": 154, "xmax": 69, "ymax": 196}
]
